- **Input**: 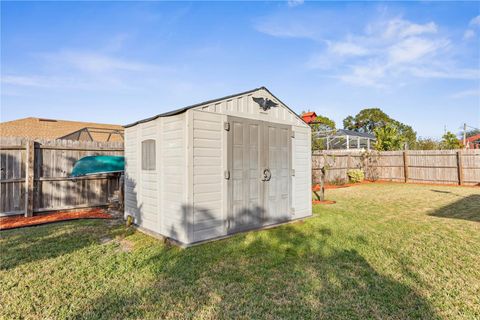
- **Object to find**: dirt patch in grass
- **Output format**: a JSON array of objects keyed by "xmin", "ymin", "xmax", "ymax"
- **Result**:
[
  {"xmin": 0, "ymin": 209, "xmax": 112, "ymax": 230},
  {"xmin": 116, "ymin": 238, "xmax": 134, "ymax": 253}
]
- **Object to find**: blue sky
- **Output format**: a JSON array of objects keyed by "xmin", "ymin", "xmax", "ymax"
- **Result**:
[{"xmin": 1, "ymin": 1, "xmax": 479, "ymax": 138}]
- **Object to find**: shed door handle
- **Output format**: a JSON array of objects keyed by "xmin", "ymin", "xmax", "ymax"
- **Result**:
[{"xmin": 262, "ymin": 168, "xmax": 271, "ymax": 181}]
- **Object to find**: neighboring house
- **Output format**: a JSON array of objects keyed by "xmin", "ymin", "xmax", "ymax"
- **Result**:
[
  {"xmin": 462, "ymin": 134, "xmax": 480, "ymax": 149},
  {"xmin": 0, "ymin": 117, "xmax": 124, "ymax": 142}
]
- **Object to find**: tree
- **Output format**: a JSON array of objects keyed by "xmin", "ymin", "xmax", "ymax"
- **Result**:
[
  {"xmin": 396, "ymin": 122, "xmax": 417, "ymax": 149},
  {"xmin": 302, "ymin": 111, "xmax": 336, "ymax": 151},
  {"xmin": 374, "ymin": 124, "xmax": 404, "ymax": 151},
  {"xmin": 343, "ymin": 108, "xmax": 416, "ymax": 149},
  {"xmin": 414, "ymin": 138, "xmax": 441, "ymax": 150},
  {"xmin": 313, "ymin": 154, "xmax": 335, "ymax": 202},
  {"xmin": 343, "ymin": 108, "xmax": 390, "ymax": 133},
  {"xmin": 311, "ymin": 115, "xmax": 336, "ymax": 132},
  {"xmin": 440, "ymin": 131, "xmax": 463, "ymax": 150}
]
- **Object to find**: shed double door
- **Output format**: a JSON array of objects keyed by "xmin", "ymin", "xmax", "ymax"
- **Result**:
[{"xmin": 227, "ymin": 117, "xmax": 291, "ymax": 233}]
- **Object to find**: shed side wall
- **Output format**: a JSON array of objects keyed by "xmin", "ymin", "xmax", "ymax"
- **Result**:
[
  {"xmin": 161, "ymin": 113, "xmax": 188, "ymax": 242},
  {"xmin": 138, "ymin": 121, "xmax": 159, "ymax": 231},
  {"xmin": 191, "ymin": 110, "xmax": 226, "ymax": 242},
  {"xmin": 125, "ymin": 114, "xmax": 189, "ymax": 244},
  {"xmin": 292, "ymin": 125, "xmax": 312, "ymax": 218},
  {"xmin": 125, "ymin": 126, "xmax": 140, "ymax": 219}
]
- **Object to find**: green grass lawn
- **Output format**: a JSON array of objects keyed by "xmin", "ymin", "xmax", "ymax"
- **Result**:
[{"xmin": 1, "ymin": 184, "xmax": 479, "ymax": 319}]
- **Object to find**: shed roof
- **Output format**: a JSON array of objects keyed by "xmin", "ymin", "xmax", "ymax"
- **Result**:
[{"xmin": 124, "ymin": 86, "xmax": 304, "ymax": 128}]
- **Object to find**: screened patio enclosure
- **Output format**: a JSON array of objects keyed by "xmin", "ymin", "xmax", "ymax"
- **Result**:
[{"xmin": 314, "ymin": 129, "xmax": 376, "ymax": 150}]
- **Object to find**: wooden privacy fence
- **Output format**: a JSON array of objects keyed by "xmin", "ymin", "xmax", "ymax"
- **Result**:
[
  {"xmin": 313, "ymin": 149, "xmax": 480, "ymax": 186},
  {"xmin": 0, "ymin": 137, "xmax": 124, "ymax": 217}
]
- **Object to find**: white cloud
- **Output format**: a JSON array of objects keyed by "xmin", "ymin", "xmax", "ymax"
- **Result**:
[
  {"xmin": 306, "ymin": 54, "xmax": 333, "ymax": 70},
  {"xmin": 338, "ymin": 63, "xmax": 387, "ymax": 88},
  {"xmin": 450, "ymin": 89, "xmax": 480, "ymax": 99},
  {"xmin": 2, "ymin": 75, "xmax": 51, "ymax": 87},
  {"xmin": 329, "ymin": 42, "xmax": 369, "ymax": 56},
  {"xmin": 406, "ymin": 67, "xmax": 479, "ymax": 80},
  {"xmin": 379, "ymin": 19, "xmax": 437, "ymax": 39},
  {"xmin": 3, "ymin": 48, "xmax": 175, "ymax": 92},
  {"xmin": 463, "ymin": 29, "xmax": 476, "ymax": 40},
  {"xmin": 470, "ymin": 15, "xmax": 480, "ymax": 26},
  {"xmin": 287, "ymin": 0, "xmax": 304, "ymax": 7},
  {"xmin": 255, "ymin": 19, "xmax": 315, "ymax": 39},
  {"xmin": 41, "ymin": 50, "xmax": 159, "ymax": 74},
  {"xmin": 297, "ymin": 15, "xmax": 474, "ymax": 87},
  {"xmin": 388, "ymin": 37, "xmax": 448, "ymax": 64},
  {"xmin": 103, "ymin": 33, "xmax": 131, "ymax": 52},
  {"xmin": 257, "ymin": 13, "xmax": 453, "ymax": 88},
  {"xmin": 254, "ymin": 10, "xmax": 344, "ymax": 40},
  {"xmin": 1, "ymin": 74, "xmax": 97, "ymax": 90},
  {"xmin": 462, "ymin": 16, "xmax": 480, "ymax": 41}
]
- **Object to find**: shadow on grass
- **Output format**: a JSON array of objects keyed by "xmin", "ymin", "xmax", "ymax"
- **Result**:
[
  {"xmin": 430, "ymin": 189, "xmax": 453, "ymax": 194},
  {"xmin": 0, "ymin": 220, "xmax": 114, "ymax": 270},
  {"xmin": 429, "ymin": 194, "xmax": 480, "ymax": 222},
  {"xmin": 73, "ymin": 223, "xmax": 439, "ymax": 319}
]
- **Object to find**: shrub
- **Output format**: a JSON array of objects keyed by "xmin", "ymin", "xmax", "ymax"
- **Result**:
[{"xmin": 347, "ymin": 169, "xmax": 365, "ymax": 183}]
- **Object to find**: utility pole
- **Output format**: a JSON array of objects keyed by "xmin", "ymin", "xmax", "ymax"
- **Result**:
[{"xmin": 463, "ymin": 123, "xmax": 467, "ymax": 149}]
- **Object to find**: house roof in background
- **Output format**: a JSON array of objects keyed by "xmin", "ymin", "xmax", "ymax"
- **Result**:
[
  {"xmin": 0, "ymin": 117, "xmax": 124, "ymax": 142},
  {"xmin": 465, "ymin": 134, "xmax": 480, "ymax": 143}
]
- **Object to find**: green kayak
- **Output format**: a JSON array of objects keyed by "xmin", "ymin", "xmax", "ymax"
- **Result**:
[{"xmin": 71, "ymin": 155, "xmax": 125, "ymax": 177}]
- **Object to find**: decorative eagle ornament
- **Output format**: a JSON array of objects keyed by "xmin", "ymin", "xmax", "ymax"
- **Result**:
[{"xmin": 253, "ymin": 97, "xmax": 278, "ymax": 111}]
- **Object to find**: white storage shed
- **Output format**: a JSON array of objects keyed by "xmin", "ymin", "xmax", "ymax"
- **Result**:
[{"xmin": 124, "ymin": 87, "xmax": 311, "ymax": 246}]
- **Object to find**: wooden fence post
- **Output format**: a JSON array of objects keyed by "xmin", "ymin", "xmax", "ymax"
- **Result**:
[
  {"xmin": 24, "ymin": 140, "xmax": 34, "ymax": 217},
  {"xmin": 457, "ymin": 151, "xmax": 464, "ymax": 185},
  {"xmin": 403, "ymin": 151, "xmax": 409, "ymax": 183}
]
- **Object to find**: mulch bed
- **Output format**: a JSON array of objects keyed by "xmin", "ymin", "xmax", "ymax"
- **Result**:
[
  {"xmin": 313, "ymin": 184, "xmax": 354, "ymax": 191},
  {"xmin": 313, "ymin": 180, "xmax": 479, "ymax": 190},
  {"xmin": 324, "ymin": 184, "xmax": 352, "ymax": 189},
  {"xmin": 0, "ymin": 208, "xmax": 112, "ymax": 231},
  {"xmin": 312, "ymin": 200, "xmax": 336, "ymax": 205}
]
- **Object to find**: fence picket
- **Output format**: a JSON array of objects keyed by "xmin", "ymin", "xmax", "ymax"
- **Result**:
[
  {"xmin": 313, "ymin": 150, "xmax": 480, "ymax": 186},
  {"xmin": 0, "ymin": 137, "xmax": 124, "ymax": 216}
]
